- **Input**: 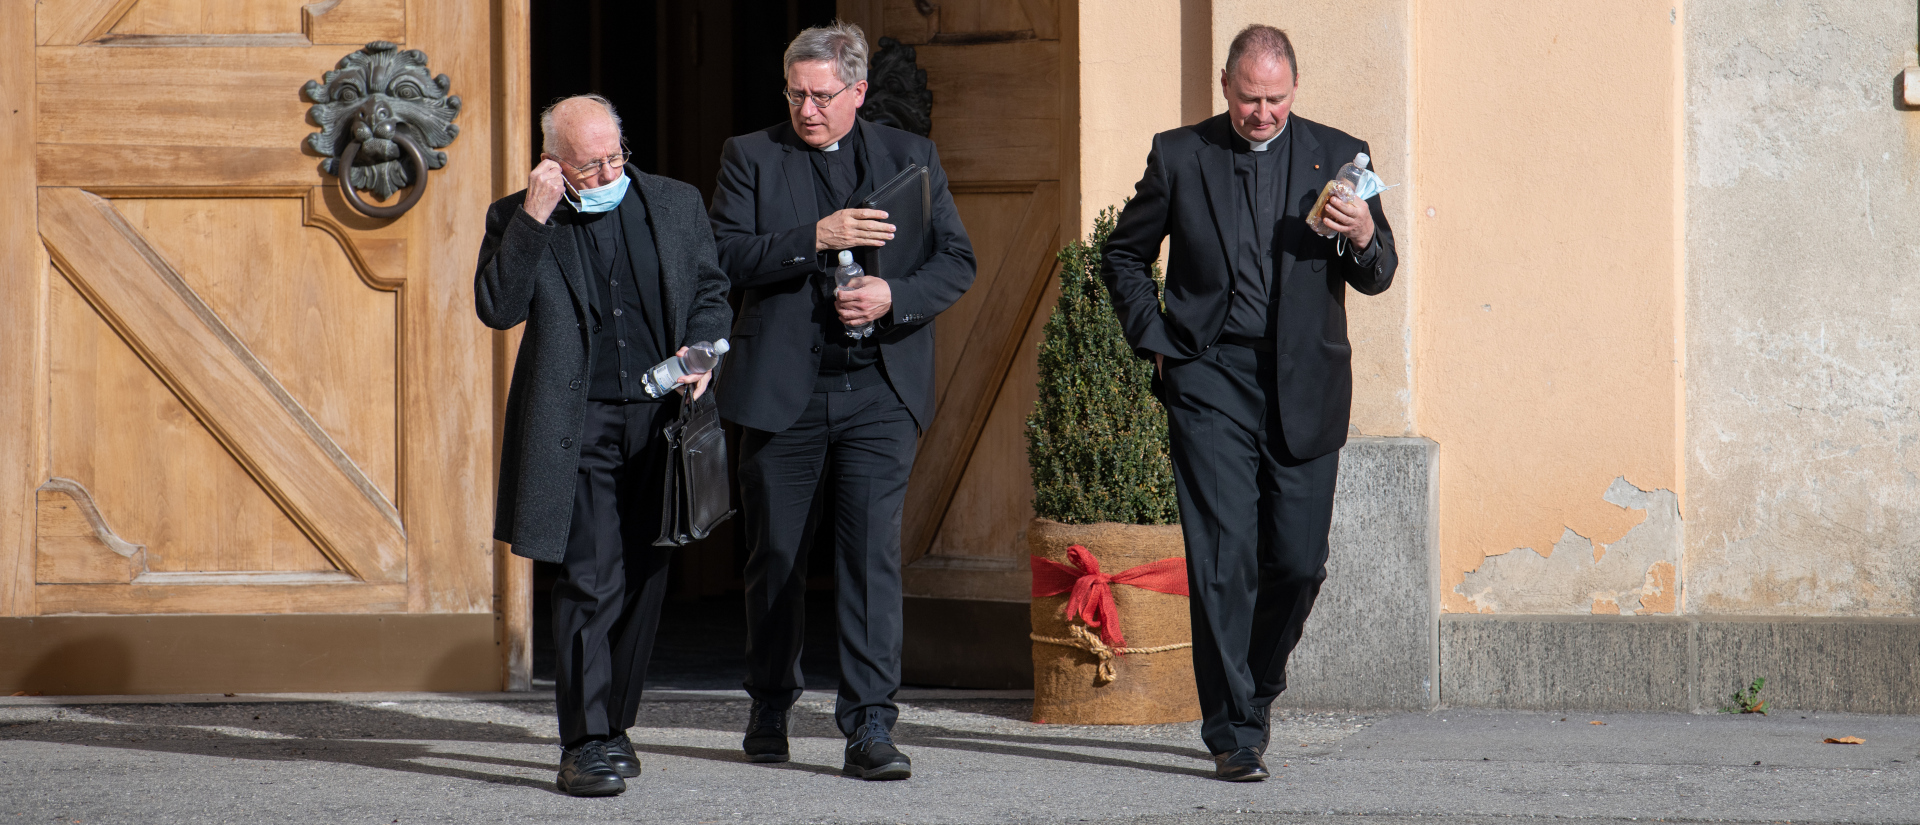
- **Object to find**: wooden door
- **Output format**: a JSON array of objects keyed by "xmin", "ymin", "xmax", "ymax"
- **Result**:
[
  {"xmin": 1, "ymin": 0, "xmax": 516, "ymax": 692},
  {"xmin": 839, "ymin": 0, "xmax": 1071, "ymax": 685}
]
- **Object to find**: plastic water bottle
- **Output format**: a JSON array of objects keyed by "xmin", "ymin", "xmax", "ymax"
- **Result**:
[
  {"xmin": 1306, "ymin": 152, "xmax": 1371, "ymax": 238},
  {"xmin": 831, "ymin": 250, "xmax": 875, "ymax": 339},
  {"xmin": 642, "ymin": 338, "xmax": 730, "ymax": 398}
]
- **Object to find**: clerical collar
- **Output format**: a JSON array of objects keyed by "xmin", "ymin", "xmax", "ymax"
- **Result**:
[
  {"xmin": 1231, "ymin": 120, "xmax": 1288, "ymax": 153},
  {"xmin": 823, "ymin": 140, "xmax": 840, "ymax": 152}
]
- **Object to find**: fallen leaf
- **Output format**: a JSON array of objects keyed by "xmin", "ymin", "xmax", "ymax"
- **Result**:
[
  {"xmin": 1825, "ymin": 736, "xmax": 1865, "ymax": 745},
  {"xmin": 1590, "ymin": 720, "xmax": 1606, "ymax": 725}
]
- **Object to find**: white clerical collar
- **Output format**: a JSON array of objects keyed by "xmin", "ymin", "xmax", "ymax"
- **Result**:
[
  {"xmin": 823, "ymin": 140, "xmax": 840, "ymax": 152},
  {"xmin": 1247, "ymin": 121, "xmax": 1286, "ymax": 152},
  {"xmin": 1236, "ymin": 119, "xmax": 1297, "ymax": 151}
]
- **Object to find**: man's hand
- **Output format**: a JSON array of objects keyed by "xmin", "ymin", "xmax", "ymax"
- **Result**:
[
  {"xmin": 1320, "ymin": 190, "xmax": 1375, "ymax": 250},
  {"xmin": 816, "ymin": 208, "xmax": 894, "ymax": 251},
  {"xmin": 835, "ymin": 275, "xmax": 893, "ymax": 327},
  {"xmin": 523, "ymin": 159, "xmax": 568, "ymax": 224},
  {"xmin": 672, "ymin": 346, "xmax": 715, "ymax": 400}
]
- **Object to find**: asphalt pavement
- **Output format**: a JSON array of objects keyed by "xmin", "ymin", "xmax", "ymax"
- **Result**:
[{"xmin": 2, "ymin": 691, "xmax": 1916, "ymax": 824}]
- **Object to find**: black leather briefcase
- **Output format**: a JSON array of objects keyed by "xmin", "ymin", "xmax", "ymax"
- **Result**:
[
  {"xmin": 857, "ymin": 164, "xmax": 933, "ymax": 283},
  {"xmin": 653, "ymin": 388, "xmax": 734, "ymax": 547}
]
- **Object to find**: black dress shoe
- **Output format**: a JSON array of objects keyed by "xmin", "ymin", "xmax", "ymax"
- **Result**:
[
  {"xmin": 742, "ymin": 700, "xmax": 791, "ymax": 763},
  {"xmin": 606, "ymin": 732, "xmax": 641, "ymax": 778},
  {"xmin": 1213, "ymin": 747, "xmax": 1270, "ymax": 782},
  {"xmin": 842, "ymin": 721, "xmax": 911, "ymax": 781},
  {"xmin": 556, "ymin": 739, "xmax": 627, "ymax": 797}
]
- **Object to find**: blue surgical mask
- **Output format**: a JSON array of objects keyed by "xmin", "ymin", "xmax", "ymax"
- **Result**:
[{"xmin": 565, "ymin": 173, "xmax": 630, "ymax": 213}]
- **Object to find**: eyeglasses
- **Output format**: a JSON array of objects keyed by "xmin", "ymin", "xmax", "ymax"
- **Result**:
[
  {"xmin": 782, "ymin": 83, "xmax": 854, "ymax": 109},
  {"xmin": 561, "ymin": 147, "xmax": 630, "ymax": 176}
]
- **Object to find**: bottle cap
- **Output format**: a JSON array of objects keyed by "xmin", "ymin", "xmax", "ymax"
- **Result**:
[
  {"xmin": 1355, "ymin": 152, "xmax": 1370, "ymax": 170},
  {"xmin": 838, "ymin": 250, "xmax": 853, "ymax": 265},
  {"xmin": 712, "ymin": 338, "xmax": 730, "ymax": 355}
]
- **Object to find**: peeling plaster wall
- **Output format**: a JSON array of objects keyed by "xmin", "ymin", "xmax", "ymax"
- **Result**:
[
  {"xmin": 1457, "ymin": 478, "xmax": 1682, "ymax": 615},
  {"xmin": 1414, "ymin": 3, "xmax": 1684, "ymax": 613},
  {"xmin": 1685, "ymin": 0, "xmax": 1920, "ymax": 615}
]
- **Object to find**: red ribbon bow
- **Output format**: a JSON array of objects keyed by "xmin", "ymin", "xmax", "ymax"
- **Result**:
[{"xmin": 1030, "ymin": 544, "xmax": 1189, "ymax": 650}]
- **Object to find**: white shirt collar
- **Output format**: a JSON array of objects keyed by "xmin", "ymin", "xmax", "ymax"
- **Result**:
[
  {"xmin": 1246, "ymin": 121, "xmax": 1286, "ymax": 152},
  {"xmin": 823, "ymin": 140, "xmax": 840, "ymax": 152},
  {"xmin": 1236, "ymin": 118, "xmax": 1297, "ymax": 152}
]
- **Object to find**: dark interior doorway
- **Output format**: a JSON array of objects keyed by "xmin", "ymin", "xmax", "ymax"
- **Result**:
[{"xmin": 525, "ymin": 0, "xmax": 842, "ymax": 690}]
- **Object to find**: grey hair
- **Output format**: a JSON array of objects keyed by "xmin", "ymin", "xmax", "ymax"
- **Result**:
[
  {"xmin": 539, "ymin": 94, "xmax": 622, "ymax": 156},
  {"xmin": 1224, "ymin": 24, "xmax": 1298, "ymax": 81},
  {"xmin": 783, "ymin": 20, "xmax": 869, "ymax": 86}
]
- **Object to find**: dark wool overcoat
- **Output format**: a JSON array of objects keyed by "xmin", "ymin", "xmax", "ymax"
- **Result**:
[{"xmin": 475, "ymin": 169, "xmax": 732, "ymax": 563}]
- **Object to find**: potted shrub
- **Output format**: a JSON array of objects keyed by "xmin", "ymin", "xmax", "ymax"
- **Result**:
[{"xmin": 1024, "ymin": 206, "xmax": 1199, "ymax": 725}]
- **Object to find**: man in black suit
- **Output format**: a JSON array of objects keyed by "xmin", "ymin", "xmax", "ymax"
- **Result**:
[
  {"xmin": 475, "ymin": 94, "xmax": 732, "ymax": 796},
  {"xmin": 708, "ymin": 21, "xmax": 974, "ymax": 781},
  {"xmin": 1102, "ymin": 25, "xmax": 1398, "ymax": 782}
]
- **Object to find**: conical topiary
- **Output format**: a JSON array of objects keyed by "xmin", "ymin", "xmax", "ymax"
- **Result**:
[{"xmin": 1026, "ymin": 206, "xmax": 1179, "ymax": 526}]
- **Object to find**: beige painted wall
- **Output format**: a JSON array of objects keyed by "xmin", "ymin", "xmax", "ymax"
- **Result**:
[
  {"xmin": 1420, "ymin": 3, "xmax": 1684, "ymax": 614},
  {"xmin": 1683, "ymin": 0, "xmax": 1920, "ymax": 615},
  {"xmin": 1077, "ymin": 0, "xmax": 1192, "ymax": 231},
  {"xmin": 1059, "ymin": 0, "xmax": 1920, "ymax": 625}
]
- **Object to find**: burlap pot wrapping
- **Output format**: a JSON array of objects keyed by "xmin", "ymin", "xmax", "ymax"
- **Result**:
[{"xmin": 1029, "ymin": 518, "xmax": 1201, "ymax": 725}]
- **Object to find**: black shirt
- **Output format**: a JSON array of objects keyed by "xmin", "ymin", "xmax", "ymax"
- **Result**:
[
  {"xmin": 563, "ymin": 191, "xmax": 665, "ymax": 401},
  {"xmin": 807, "ymin": 126, "xmax": 886, "ymax": 391},
  {"xmin": 1223, "ymin": 128, "xmax": 1289, "ymax": 339}
]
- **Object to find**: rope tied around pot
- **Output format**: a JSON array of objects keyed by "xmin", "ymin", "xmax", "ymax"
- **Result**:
[
  {"xmin": 1030, "ymin": 623, "xmax": 1193, "ymax": 685},
  {"xmin": 1031, "ymin": 544, "xmax": 1189, "ymax": 649}
]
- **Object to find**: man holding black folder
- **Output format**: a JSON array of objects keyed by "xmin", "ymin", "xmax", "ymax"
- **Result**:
[{"xmin": 708, "ymin": 20, "xmax": 974, "ymax": 781}]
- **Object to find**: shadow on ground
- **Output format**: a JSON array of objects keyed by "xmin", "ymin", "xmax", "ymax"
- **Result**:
[
  {"xmin": 0, "ymin": 705, "xmax": 561, "ymax": 792},
  {"xmin": 0, "ymin": 696, "xmax": 1224, "ymax": 788}
]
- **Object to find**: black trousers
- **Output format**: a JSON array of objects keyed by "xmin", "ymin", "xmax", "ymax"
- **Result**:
[
  {"xmin": 553, "ymin": 398, "xmax": 677, "ymax": 748},
  {"xmin": 738, "ymin": 383, "xmax": 917, "ymax": 736},
  {"xmin": 1162, "ymin": 343, "xmax": 1340, "ymax": 755}
]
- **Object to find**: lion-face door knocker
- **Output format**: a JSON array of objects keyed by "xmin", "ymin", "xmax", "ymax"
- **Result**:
[{"xmin": 304, "ymin": 41, "xmax": 461, "ymax": 219}]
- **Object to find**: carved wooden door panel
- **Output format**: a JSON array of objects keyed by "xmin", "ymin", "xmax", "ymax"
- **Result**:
[{"xmin": 4, "ymin": 0, "xmax": 497, "ymax": 624}]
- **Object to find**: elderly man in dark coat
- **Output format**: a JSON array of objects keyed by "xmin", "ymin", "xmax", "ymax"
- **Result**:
[{"xmin": 475, "ymin": 94, "xmax": 731, "ymax": 797}]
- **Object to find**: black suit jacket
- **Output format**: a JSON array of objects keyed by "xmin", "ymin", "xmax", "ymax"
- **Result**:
[
  {"xmin": 1103, "ymin": 113, "xmax": 1398, "ymax": 461},
  {"xmin": 475, "ymin": 169, "xmax": 732, "ymax": 562},
  {"xmin": 708, "ymin": 118, "xmax": 976, "ymax": 433}
]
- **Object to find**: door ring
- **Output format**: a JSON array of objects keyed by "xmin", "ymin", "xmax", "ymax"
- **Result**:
[{"xmin": 337, "ymin": 132, "xmax": 430, "ymax": 220}]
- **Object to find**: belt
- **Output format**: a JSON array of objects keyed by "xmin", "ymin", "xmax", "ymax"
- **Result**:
[{"xmin": 1216, "ymin": 334, "xmax": 1275, "ymax": 353}]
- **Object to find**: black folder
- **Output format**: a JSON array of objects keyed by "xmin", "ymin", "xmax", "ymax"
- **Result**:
[{"xmin": 857, "ymin": 164, "xmax": 933, "ymax": 283}]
